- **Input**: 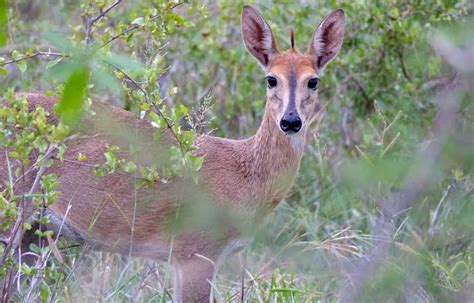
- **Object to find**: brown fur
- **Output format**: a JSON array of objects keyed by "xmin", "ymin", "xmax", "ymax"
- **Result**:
[{"xmin": 0, "ymin": 6, "xmax": 345, "ymax": 302}]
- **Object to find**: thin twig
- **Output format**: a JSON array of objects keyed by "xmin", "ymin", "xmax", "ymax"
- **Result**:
[
  {"xmin": 107, "ymin": 62, "xmax": 186, "ymax": 155},
  {"xmin": 100, "ymin": 1, "xmax": 185, "ymax": 48},
  {"xmin": 350, "ymin": 76, "xmax": 371, "ymax": 106},
  {"xmin": 84, "ymin": 0, "xmax": 122, "ymax": 45},
  {"xmin": 398, "ymin": 48, "xmax": 412, "ymax": 81},
  {"xmin": 11, "ymin": 144, "xmax": 56, "ymax": 255},
  {"xmin": 27, "ymin": 145, "xmax": 57, "ymax": 197},
  {"xmin": 25, "ymin": 203, "xmax": 73, "ymax": 302},
  {"xmin": 0, "ymin": 145, "xmax": 57, "ymax": 299},
  {"xmin": 0, "ymin": 51, "xmax": 65, "ymax": 67},
  {"xmin": 101, "ymin": 23, "xmax": 141, "ymax": 48},
  {"xmin": 428, "ymin": 183, "xmax": 453, "ymax": 236},
  {"xmin": 89, "ymin": 0, "xmax": 122, "ymax": 27}
]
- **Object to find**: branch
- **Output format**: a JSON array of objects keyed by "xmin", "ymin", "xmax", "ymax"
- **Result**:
[
  {"xmin": 350, "ymin": 76, "xmax": 371, "ymax": 105},
  {"xmin": 100, "ymin": 1, "xmax": 185, "ymax": 49},
  {"xmin": 398, "ymin": 48, "xmax": 412, "ymax": 81},
  {"xmin": 89, "ymin": 0, "xmax": 122, "ymax": 26},
  {"xmin": 10, "ymin": 145, "xmax": 57, "ymax": 250},
  {"xmin": 428, "ymin": 183, "xmax": 453, "ymax": 236},
  {"xmin": 2, "ymin": 1, "xmax": 184, "ymax": 67},
  {"xmin": 101, "ymin": 23, "xmax": 140, "ymax": 48},
  {"xmin": 0, "ymin": 145, "xmax": 57, "ymax": 299},
  {"xmin": 107, "ymin": 62, "xmax": 186, "ymax": 156},
  {"xmin": 24, "ymin": 203, "xmax": 72, "ymax": 302},
  {"xmin": 83, "ymin": 0, "xmax": 122, "ymax": 45},
  {"xmin": 0, "ymin": 51, "xmax": 65, "ymax": 67},
  {"xmin": 27, "ymin": 145, "xmax": 57, "ymax": 197}
]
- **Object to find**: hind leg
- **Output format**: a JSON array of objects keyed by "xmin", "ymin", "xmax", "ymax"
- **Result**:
[{"xmin": 173, "ymin": 256, "xmax": 216, "ymax": 303}]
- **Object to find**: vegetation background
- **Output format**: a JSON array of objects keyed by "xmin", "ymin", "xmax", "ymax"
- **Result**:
[{"xmin": 0, "ymin": 0, "xmax": 473, "ymax": 302}]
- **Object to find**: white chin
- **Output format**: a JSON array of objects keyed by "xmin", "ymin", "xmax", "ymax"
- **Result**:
[{"xmin": 289, "ymin": 133, "xmax": 304, "ymax": 150}]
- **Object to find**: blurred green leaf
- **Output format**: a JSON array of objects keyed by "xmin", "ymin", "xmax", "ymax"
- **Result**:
[
  {"xmin": 44, "ymin": 31, "xmax": 75, "ymax": 53},
  {"xmin": 55, "ymin": 67, "xmax": 89, "ymax": 125},
  {"xmin": 101, "ymin": 53, "xmax": 143, "ymax": 72},
  {"xmin": 451, "ymin": 261, "xmax": 469, "ymax": 281},
  {"xmin": 91, "ymin": 65, "xmax": 121, "ymax": 93},
  {"xmin": 46, "ymin": 61, "xmax": 82, "ymax": 82},
  {"xmin": 388, "ymin": 7, "xmax": 400, "ymax": 19},
  {"xmin": 0, "ymin": 0, "xmax": 7, "ymax": 47},
  {"xmin": 46, "ymin": 57, "xmax": 63, "ymax": 70},
  {"xmin": 17, "ymin": 60, "xmax": 26, "ymax": 72},
  {"xmin": 131, "ymin": 17, "xmax": 144, "ymax": 26},
  {"xmin": 40, "ymin": 283, "xmax": 50, "ymax": 302}
]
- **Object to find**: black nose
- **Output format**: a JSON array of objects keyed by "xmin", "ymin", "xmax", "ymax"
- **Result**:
[{"xmin": 280, "ymin": 112, "xmax": 302, "ymax": 133}]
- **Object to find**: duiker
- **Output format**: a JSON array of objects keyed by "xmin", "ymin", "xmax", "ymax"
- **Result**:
[{"xmin": 0, "ymin": 5, "xmax": 345, "ymax": 302}]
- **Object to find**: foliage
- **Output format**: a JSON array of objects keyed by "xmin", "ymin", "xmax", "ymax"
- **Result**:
[
  {"xmin": 0, "ymin": 0, "xmax": 472, "ymax": 302},
  {"xmin": 0, "ymin": 91, "xmax": 68, "ymax": 298}
]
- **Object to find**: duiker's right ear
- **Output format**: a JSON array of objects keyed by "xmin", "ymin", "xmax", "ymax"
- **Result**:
[{"xmin": 241, "ymin": 5, "xmax": 279, "ymax": 70}]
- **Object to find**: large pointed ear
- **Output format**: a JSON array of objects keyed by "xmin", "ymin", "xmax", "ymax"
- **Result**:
[
  {"xmin": 308, "ymin": 9, "xmax": 345, "ymax": 71},
  {"xmin": 241, "ymin": 5, "xmax": 279, "ymax": 70}
]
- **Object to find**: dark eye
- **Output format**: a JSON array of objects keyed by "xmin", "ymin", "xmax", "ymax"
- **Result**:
[
  {"xmin": 266, "ymin": 76, "xmax": 277, "ymax": 88},
  {"xmin": 308, "ymin": 78, "xmax": 319, "ymax": 90}
]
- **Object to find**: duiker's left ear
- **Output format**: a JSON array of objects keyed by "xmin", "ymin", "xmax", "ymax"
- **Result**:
[{"xmin": 308, "ymin": 9, "xmax": 345, "ymax": 71}]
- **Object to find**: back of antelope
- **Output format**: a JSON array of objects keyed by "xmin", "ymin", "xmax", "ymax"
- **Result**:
[{"xmin": 0, "ymin": 5, "xmax": 345, "ymax": 302}]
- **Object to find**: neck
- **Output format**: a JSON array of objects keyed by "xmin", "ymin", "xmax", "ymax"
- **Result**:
[{"xmin": 246, "ymin": 105, "xmax": 305, "ymax": 203}]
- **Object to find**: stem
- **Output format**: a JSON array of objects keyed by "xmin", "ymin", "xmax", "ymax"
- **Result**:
[
  {"xmin": 100, "ymin": 1, "xmax": 185, "ymax": 49},
  {"xmin": 398, "ymin": 48, "xmax": 412, "ymax": 81},
  {"xmin": 107, "ymin": 62, "xmax": 186, "ymax": 156},
  {"xmin": 84, "ymin": 0, "xmax": 122, "ymax": 45},
  {"xmin": 0, "ymin": 51, "xmax": 64, "ymax": 67}
]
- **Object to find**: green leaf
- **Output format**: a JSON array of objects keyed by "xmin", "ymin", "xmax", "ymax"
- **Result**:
[
  {"xmin": 44, "ymin": 31, "xmax": 74, "ymax": 52},
  {"xmin": 92, "ymin": 66, "xmax": 121, "ymax": 93},
  {"xmin": 45, "ymin": 56, "xmax": 63, "ymax": 69},
  {"xmin": 40, "ymin": 283, "xmax": 50, "ymax": 302},
  {"xmin": 23, "ymin": 222, "xmax": 32, "ymax": 230},
  {"xmin": 0, "ymin": 0, "xmax": 8, "ymax": 47},
  {"xmin": 55, "ymin": 66, "xmax": 89, "ymax": 126},
  {"xmin": 0, "ymin": 67, "xmax": 7, "ymax": 75},
  {"xmin": 131, "ymin": 17, "xmax": 144, "ymax": 26},
  {"xmin": 17, "ymin": 61, "xmax": 26, "ymax": 72},
  {"xmin": 389, "ymin": 7, "xmax": 400, "ymax": 19},
  {"xmin": 271, "ymin": 288, "xmax": 308, "ymax": 295},
  {"xmin": 46, "ymin": 60, "xmax": 81, "ymax": 82},
  {"xmin": 101, "ymin": 52, "xmax": 143, "ymax": 72},
  {"xmin": 451, "ymin": 261, "xmax": 469, "ymax": 280}
]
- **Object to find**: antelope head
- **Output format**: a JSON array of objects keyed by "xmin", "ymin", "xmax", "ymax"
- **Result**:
[{"xmin": 241, "ymin": 6, "xmax": 345, "ymax": 138}]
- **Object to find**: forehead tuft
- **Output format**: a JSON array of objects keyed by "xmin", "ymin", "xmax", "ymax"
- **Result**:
[{"xmin": 269, "ymin": 51, "xmax": 316, "ymax": 77}]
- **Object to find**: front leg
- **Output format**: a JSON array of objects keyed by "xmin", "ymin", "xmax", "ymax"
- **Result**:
[{"xmin": 173, "ymin": 256, "xmax": 216, "ymax": 303}]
